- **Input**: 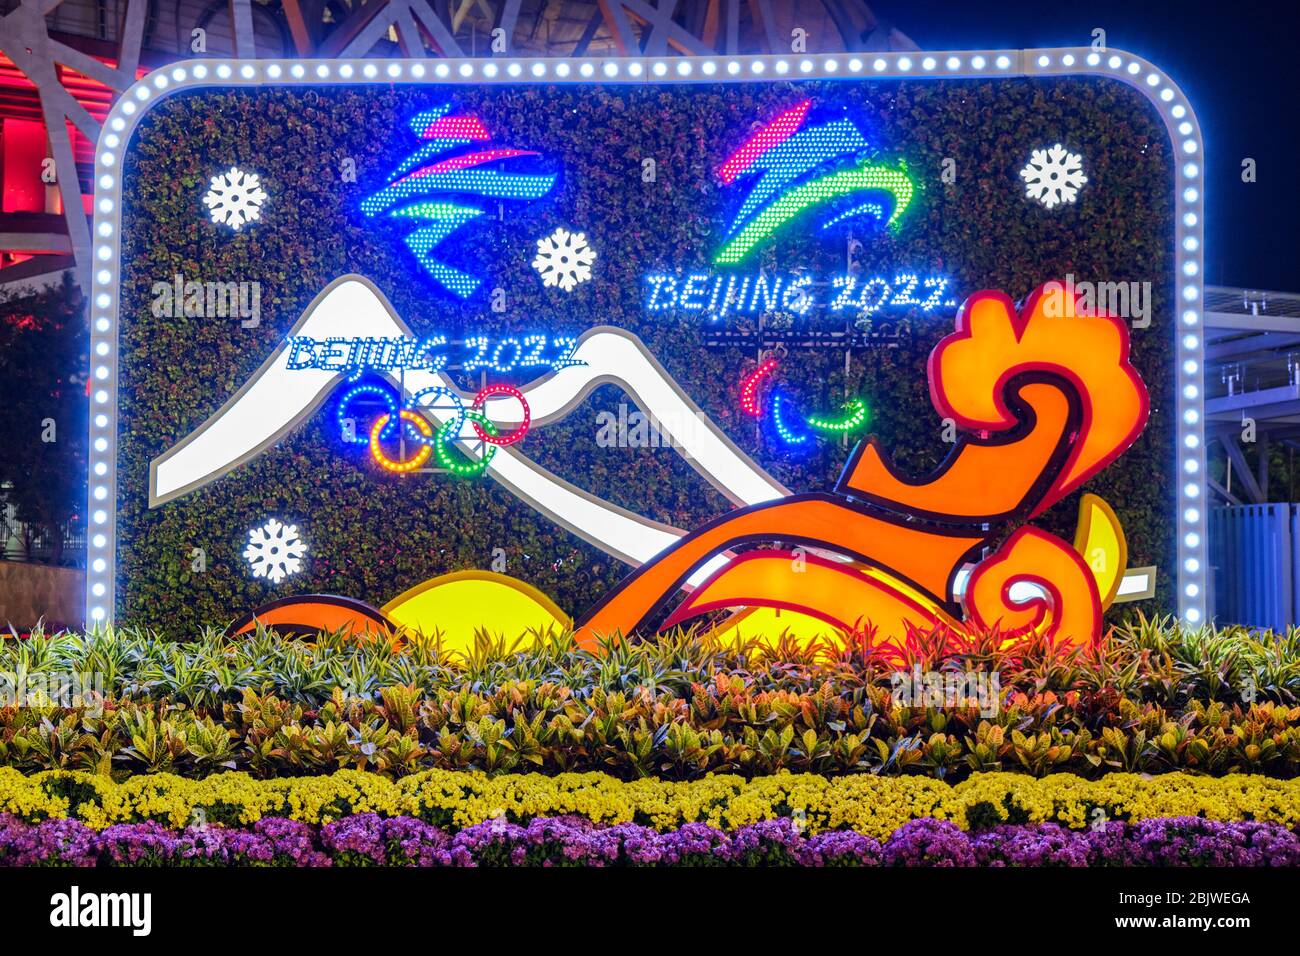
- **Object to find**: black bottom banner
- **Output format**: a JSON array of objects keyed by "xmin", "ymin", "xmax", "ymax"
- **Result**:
[{"xmin": 0, "ymin": 865, "xmax": 1277, "ymax": 943}]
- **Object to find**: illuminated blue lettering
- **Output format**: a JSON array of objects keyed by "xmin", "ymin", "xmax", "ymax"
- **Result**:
[
  {"xmin": 783, "ymin": 275, "xmax": 813, "ymax": 315},
  {"xmin": 680, "ymin": 273, "xmax": 711, "ymax": 311},
  {"xmin": 643, "ymin": 270, "xmax": 953, "ymax": 319},
  {"xmin": 750, "ymin": 273, "xmax": 783, "ymax": 313},
  {"xmin": 646, "ymin": 274, "xmax": 679, "ymax": 311}
]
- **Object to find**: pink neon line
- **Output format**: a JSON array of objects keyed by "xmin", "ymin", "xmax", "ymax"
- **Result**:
[
  {"xmin": 423, "ymin": 149, "xmax": 539, "ymax": 173},
  {"xmin": 718, "ymin": 99, "xmax": 812, "ymax": 184},
  {"xmin": 418, "ymin": 115, "xmax": 491, "ymax": 140}
]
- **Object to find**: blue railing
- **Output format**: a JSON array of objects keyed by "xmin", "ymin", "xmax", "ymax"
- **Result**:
[{"xmin": 1211, "ymin": 504, "xmax": 1299, "ymax": 631}]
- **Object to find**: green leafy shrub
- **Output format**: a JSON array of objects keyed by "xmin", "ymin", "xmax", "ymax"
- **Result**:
[{"xmin": 4, "ymin": 617, "xmax": 1300, "ymax": 781}]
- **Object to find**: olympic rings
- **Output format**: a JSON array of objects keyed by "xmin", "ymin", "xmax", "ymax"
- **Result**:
[
  {"xmin": 338, "ymin": 380, "xmax": 530, "ymax": 477},
  {"xmin": 435, "ymin": 411, "xmax": 498, "ymax": 477},
  {"xmin": 369, "ymin": 410, "xmax": 433, "ymax": 473},
  {"xmin": 470, "ymin": 384, "xmax": 530, "ymax": 447},
  {"xmin": 405, "ymin": 386, "xmax": 467, "ymax": 446}
]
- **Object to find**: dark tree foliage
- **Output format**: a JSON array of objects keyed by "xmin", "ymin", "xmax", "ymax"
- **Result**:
[{"xmin": 0, "ymin": 273, "xmax": 88, "ymax": 565}]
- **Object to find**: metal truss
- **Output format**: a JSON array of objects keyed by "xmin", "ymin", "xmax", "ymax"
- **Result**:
[{"xmin": 0, "ymin": 0, "xmax": 914, "ymax": 284}]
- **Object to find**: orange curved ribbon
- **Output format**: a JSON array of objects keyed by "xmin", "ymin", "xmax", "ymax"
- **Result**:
[
  {"xmin": 963, "ymin": 526, "xmax": 1103, "ymax": 647},
  {"xmin": 574, "ymin": 283, "xmax": 1148, "ymax": 652}
]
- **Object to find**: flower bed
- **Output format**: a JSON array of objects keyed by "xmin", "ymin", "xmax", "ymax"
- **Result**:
[
  {"xmin": 4, "ymin": 813, "xmax": 1298, "ymax": 867},
  {"xmin": 6, "ymin": 621, "xmax": 1300, "ymax": 782},
  {"xmin": 7, "ymin": 618, "xmax": 1298, "ymax": 710},
  {"xmin": 8, "ymin": 622, "xmax": 1300, "ymax": 866},
  {"xmin": 7, "ymin": 767, "xmax": 1300, "ymax": 839},
  {"xmin": 5, "ymin": 689, "xmax": 1299, "ymax": 781}
]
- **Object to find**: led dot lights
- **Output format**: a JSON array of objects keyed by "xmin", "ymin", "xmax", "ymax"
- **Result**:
[
  {"xmin": 644, "ymin": 270, "xmax": 953, "ymax": 318},
  {"xmin": 336, "ymin": 384, "xmax": 400, "ymax": 444},
  {"xmin": 362, "ymin": 108, "xmax": 556, "ymax": 298},
  {"xmin": 715, "ymin": 102, "xmax": 915, "ymax": 265},
  {"xmin": 369, "ymin": 410, "xmax": 433, "ymax": 473},
  {"xmin": 718, "ymin": 99, "xmax": 812, "ymax": 184},
  {"xmin": 739, "ymin": 359, "xmax": 779, "ymax": 417},
  {"xmin": 740, "ymin": 359, "xmax": 868, "ymax": 445},
  {"xmin": 771, "ymin": 390, "xmax": 812, "ymax": 446},
  {"xmin": 435, "ymin": 411, "xmax": 499, "ymax": 477},
  {"xmin": 342, "ymin": 382, "xmax": 531, "ymax": 467},
  {"xmin": 716, "ymin": 163, "xmax": 915, "ymax": 265},
  {"xmin": 806, "ymin": 398, "xmax": 869, "ymax": 434},
  {"xmin": 406, "ymin": 386, "xmax": 466, "ymax": 445},
  {"xmin": 470, "ymin": 384, "xmax": 531, "ymax": 447}
]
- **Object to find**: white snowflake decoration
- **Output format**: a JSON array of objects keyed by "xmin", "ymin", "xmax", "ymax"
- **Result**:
[
  {"xmin": 1019, "ymin": 144, "xmax": 1088, "ymax": 209},
  {"xmin": 203, "ymin": 166, "xmax": 267, "ymax": 230},
  {"xmin": 532, "ymin": 227, "xmax": 596, "ymax": 292},
  {"xmin": 243, "ymin": 518, "xmax": 305, "ymax": 584}
]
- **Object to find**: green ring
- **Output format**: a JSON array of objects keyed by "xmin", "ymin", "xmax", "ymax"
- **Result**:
[{"xmin": 435, "ymin": 410, "xmax": 497, "ymax": 477}]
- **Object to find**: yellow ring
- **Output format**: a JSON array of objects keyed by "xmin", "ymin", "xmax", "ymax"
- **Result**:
[{"xmin": 370, "ymin": 410, "xmax": 433, "ymax": 473}]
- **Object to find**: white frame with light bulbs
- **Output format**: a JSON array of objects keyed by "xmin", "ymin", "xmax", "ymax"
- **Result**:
[{"xmin": 85, "ymin": 48, "xmax": 1206, "ymax": 625}]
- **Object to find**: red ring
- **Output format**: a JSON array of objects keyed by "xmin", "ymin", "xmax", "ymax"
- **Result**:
[{"xmin": 471, "ymin": 384, "xmax": 531, "ymax": 446}]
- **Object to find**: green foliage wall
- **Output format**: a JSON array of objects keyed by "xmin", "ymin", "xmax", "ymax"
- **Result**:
[{"xmin": 116, "ymin": 76, "xmax": 1175, "ymax": 633}]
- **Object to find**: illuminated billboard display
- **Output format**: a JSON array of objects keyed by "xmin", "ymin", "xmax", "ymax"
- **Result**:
[{"xmin": 89, "ymin": 49, "xmax": 1203, "ymax": 645}]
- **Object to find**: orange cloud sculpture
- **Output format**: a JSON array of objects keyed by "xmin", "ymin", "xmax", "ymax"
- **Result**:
[{"xmin": 576, "ymin": 283, "xmax": 1149, "ymax": 653}]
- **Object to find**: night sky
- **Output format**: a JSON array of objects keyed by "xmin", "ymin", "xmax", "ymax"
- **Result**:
[{"xmin": 870, "ymin": 0, "xmax": 1297, "ymax": 291}]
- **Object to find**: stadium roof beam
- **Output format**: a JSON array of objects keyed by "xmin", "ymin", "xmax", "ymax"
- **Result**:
[{"xmin": 1202, "ymin": 287, "xmax": 1300, "ymax": 505}]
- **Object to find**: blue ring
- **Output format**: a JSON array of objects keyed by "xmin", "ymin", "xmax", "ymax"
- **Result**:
[
  {"xmin": 336, "ymin": 385, "xmax": 399, "ymax": 445},
  {"xmin": 405, "ymin": 386, "xmax": 467, "ymax": 446}
]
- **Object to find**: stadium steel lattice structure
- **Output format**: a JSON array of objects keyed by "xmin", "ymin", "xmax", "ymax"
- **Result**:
[{"xmin": 0, "ymin": 0, "xmax": 917, "ymax": 287}]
